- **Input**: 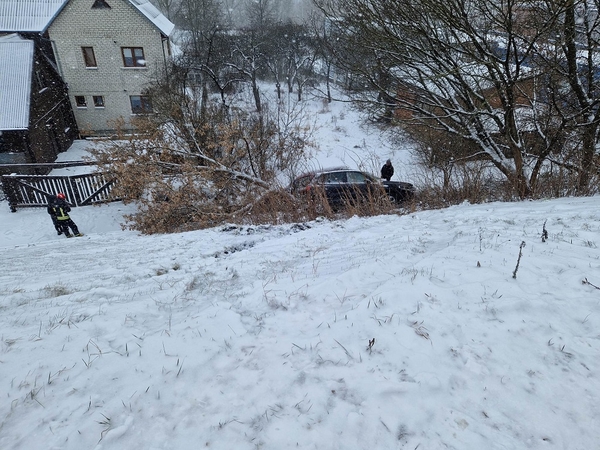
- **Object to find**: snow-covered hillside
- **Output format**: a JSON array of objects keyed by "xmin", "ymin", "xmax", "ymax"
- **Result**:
[
  {"xmin": 2, "ymin": 194, "xmax": 600, "ymax": 449},
  {"xmin": 1, "ymin": 94, "xmax": 599, "ymax": 450}
]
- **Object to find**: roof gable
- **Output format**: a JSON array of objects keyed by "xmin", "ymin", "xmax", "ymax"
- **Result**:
[
  {"xmin": 0, "ymin": 0, "xmax": 69, "ymax": 32},
  {"xmin": 0, "ymin": 35, "xmax": 33, "ymax": 130}
]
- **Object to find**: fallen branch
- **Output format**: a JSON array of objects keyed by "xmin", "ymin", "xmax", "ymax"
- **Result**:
[
  {"xmin": 541, "ymin": 220, "xmax": 548, "ymax": 242},
  {"xmin": 512, "ymin": 241, "xmax": 526, "ymax": 279},
  {"xmin": 582, "ymin": 278, "xmax": 600, "ymax": 290}
]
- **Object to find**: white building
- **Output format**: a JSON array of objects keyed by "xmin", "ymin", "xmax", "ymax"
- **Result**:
[{"xmin": 47, "ymin": 0, "xmax": 174, "ymax": 134}]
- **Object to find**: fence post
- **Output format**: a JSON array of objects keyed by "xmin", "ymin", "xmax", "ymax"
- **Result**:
[
  {"xmin": 1, "ymin": 176, "xmax": 18, "ymax": 212},
  {"xmin": 70, "ymin": 177, "xmax": 82, "ymax": 206}
]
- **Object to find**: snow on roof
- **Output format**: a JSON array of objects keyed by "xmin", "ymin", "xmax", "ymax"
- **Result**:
[
  {"xmin": 0, "ymin": 0, "xmax": 68, "ymax": 32},
  {"xmin": 128, "ymin": 0, "xmax": 174, "ymax": 37},
  {"xmin": 0, "ymin": 34, "xmax": 33, "ymax": 130}
]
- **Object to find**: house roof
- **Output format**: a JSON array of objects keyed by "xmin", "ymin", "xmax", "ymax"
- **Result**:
[
  {"xmin": 0, "ymin": 0, "xmax": 69, "ymax": 32},
  {"xmin": 129, "ymin": 0, "xmax": 174, "ymax": 37},
  {"xmin": 0, "ymin": 0, "xmax": 174, "ymax": 36},
  {"xmin": 0, "ymin": 34, "xmax": 33, "ymax": 130}
]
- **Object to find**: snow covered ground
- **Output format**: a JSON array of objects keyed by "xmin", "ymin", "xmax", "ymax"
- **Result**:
[{"xmin": 1, "ymin": 96, "xmax": 600, "ymax": 449}]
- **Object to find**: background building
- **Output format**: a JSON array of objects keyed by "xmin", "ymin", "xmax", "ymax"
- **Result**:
[
  {"xmin": 0, "ymin": 32, "xmax": 77, "ymax": 167},
  {"xmin": 47, "ymin": 0, "xmax": 174, "ymax": 135}
]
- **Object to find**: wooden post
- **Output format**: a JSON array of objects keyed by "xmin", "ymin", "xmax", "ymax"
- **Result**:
[{"xmin": 1, "ymin": 176, "xmax": 18, "ymax": 212}]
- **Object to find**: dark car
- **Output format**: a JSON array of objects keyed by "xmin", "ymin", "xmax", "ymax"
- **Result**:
[{"xmin": 291, "ymin": 168, "xmax": 415, "ymax": 209}]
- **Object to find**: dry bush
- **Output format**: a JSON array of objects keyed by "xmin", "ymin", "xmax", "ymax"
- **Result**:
[
  {"xmin": 403, "ymin": 125, "xmax": 514, "ymax": 208},
  {"xmin": 532, "ymin": 163, "xmax": 600, "ymax": 198},
  {"xmin": 339, "ymin": 185, "xmax": 399, "ymax": 217},
  {"xmin": 238, "ymin": 189, "xmax": 318, "ymax": 225},
  {"xmin": 412, "ymin": 160, "xmax": 510, "ymax": 209},
  {"xmin": 290, "ymin": 184, "xmax": 405, "ymax": 220},
  {"xmin": 89, "ymin": 99, "xmax": 316, "ymax": 233},
  {"xmin": 412, "ymin": 155, "xmax": 600, "ymax": 209},
  {"xmin": 240, "ymin": 185, "xmax": 403, "ymax": 227},
  {"xmin": 404, "ymin": 119, "xmax": 600, "ymax": 203}
]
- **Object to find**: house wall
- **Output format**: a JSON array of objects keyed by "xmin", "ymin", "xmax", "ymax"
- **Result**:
[{"xmin": 47, "ymin": 0, "xmax": 170, "ymax": 134}]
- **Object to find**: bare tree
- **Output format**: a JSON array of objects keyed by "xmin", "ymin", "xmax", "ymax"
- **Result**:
[
  {"xmin": 284, "ymin": 23, "xmax": 317, "ymax": 101},
  {"xmin": 90, "ymin": 69, "xmax": 315, "ymax": 233},
  {"xmin": 244, "ymin": 0, "xmax": 279, "ymax": 28},
  {"xmin": 263, "ymin": 22, "xmax": 317, "ymax": 101},
  {"xmin": 551, "ymin": 0, "xmax": 600, "ymax": 191},
  {"xmin": 312, "ymin": 15, "xmax": 335, "ymax": 103},
  {"xmin": 316, "ymin": 0, "xmax": 575, "ymax": 198},
  {"xmin": 152, "ymin": 0, "xmax": 181, "ymax": 21},
  {"xmin": 225, "ymin": 0, "xmax": 282, "ymax": 113},
  {"xmin": 176, "ymin": 0, "xmax": 237, "ymax": 120}
]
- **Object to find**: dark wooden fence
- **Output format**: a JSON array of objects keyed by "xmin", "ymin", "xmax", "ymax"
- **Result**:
[{"xmin": 1, "ymin": 164, "xmax": 117, "ymax": 212}]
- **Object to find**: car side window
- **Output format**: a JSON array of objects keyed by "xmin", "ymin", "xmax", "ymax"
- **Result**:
[
  {"xmin": 323, "ymin": 172, "xmax": 347, "ymax": 183},
  {"xmin": 347, "ymin": 172, "xmax": 367, "ymax": 183}
]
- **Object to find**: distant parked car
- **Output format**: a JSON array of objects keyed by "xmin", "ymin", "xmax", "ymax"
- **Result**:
[{"xmin": 291, "ymin": 168, "xmax": 415, "ymax": 209}]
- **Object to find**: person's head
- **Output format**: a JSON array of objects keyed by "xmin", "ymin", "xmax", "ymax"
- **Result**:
[
  {"xmin": 57, "ymin": 193, "xmax": 66, "ymax": 200},
  {"xmin": 386, "ymin": 159, "xmax": 391, "ymax": 165}
]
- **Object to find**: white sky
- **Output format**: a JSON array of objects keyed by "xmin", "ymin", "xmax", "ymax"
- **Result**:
[{"xmin": 1, "ymin": 92, "xmax": 600, "ymax": 449}]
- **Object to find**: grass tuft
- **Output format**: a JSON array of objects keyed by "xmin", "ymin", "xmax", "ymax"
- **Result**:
[{"xmin": 43, "ymin": 282, "xmax": 71, "ymax": 298}]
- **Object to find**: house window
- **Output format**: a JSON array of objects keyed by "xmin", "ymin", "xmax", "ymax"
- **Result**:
[
  {"xmin": 93, "ymin": 96, "xmax": 105, "ymax": 108},
  {"xmin": 82, "ymin": 47, "xmax": 97, "ymax": 68},
  {"xmin": 121, "ymin": 47, "xmax": 146, "ymax": 67},
  {"xmin": 130, "ymin": 95, "xmax": 152, "ymax": 114},
  {"xmin": 75, "ymin": 96, "xmax": 87, "ymax": 108}
]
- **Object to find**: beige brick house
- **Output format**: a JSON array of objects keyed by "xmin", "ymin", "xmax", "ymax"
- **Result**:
[{"xmin": 47, "ymin": 0, "xmax": 174, "ymax": 134}]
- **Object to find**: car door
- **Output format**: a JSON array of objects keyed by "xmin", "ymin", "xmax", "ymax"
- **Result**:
[
  {"xmin": 346, "ymin": 171, "xmax": 370, "ymax": 199},
  {"xmin": 320, "ymin": 171, "xmax": 348, "ymax": 206}
]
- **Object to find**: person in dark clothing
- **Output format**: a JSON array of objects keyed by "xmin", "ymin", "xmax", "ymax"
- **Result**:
[
  {"xmin": 381, "ymin": 159, "xmax": 394, "ymax": 181},
  {"xmin": 47, "ymin": 195, "xmax": 63, "ymax": 235},
  {"xmin": 47, "ymin": 193, "xmax": 82, "ymax": 238}
]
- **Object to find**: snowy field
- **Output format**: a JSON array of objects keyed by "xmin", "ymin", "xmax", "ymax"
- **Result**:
[{"xmin": 1, "ymin": 95, "xmax": 600, "ymax": 449}]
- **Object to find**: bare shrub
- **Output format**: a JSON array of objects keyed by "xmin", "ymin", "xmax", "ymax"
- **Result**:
[
  {"xmin": 90, "ymin": 97, "xmax": 315, "ymax": 233},
  {"xmin": 405, "ymin": 120, "xmax": 600, "ymax": 205},
  {"xmin": 532, "ymin": 163, "xmax": 600, "ymax": 198},
  {"xmin": 412, "ymin": 160, "xmax": 509, "ymax": 209},
  {"xmin": 242, "ymin": 189, "xmax": 302, "ymax": 225},
  {"xmin": 44, "ymin": 282, "xmax": 71, "ymax": 298},
  {"xmin": 340, "ymin": 184, "xmax": 398, "ymax": 217}
]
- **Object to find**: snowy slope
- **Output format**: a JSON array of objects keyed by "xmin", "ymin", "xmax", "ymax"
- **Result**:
[
  {"xmin": 1, "ymin": 196, "xmax": 600, "ymax": 449},
  {"xmin": 1, "ymin": 92, "xmax": 599, "ymax": 450}
]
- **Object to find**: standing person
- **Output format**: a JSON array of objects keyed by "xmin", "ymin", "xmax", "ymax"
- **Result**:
[
  {"xmin": 381, "ymin": 159, "xmax": 394, "ymax": 181},
  {"xmin": 47, "ymin": 195, "xmax": 63, "ymax": 235},
  {"xmin": 47, "ymin": 193, "xmax": 82, "ymax": 238}
]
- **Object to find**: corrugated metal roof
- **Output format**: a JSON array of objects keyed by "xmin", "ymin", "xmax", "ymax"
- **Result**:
[
  {"xmin": 0, "ymin": 0, "xmax": 174, "ymax": 35},
  {"xmin": 0, "ymin": 34, "xmax": 33, "ymax": 130},
  {"xmin": 0, "ymin": 0, "xmax": 69, "ymax": 32},
  {"xmin": 129, "ymin": 0, "xmax": 174, "ymax": 37}
]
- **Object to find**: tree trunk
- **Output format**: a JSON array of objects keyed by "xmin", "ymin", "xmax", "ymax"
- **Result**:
[
  {"xmin": 578, "ymin": 124, "xmax": 597, "ymax": 192},
  {"xmin": 252, "ymin": 75, "xmax": 262, "ymax": 113}
]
